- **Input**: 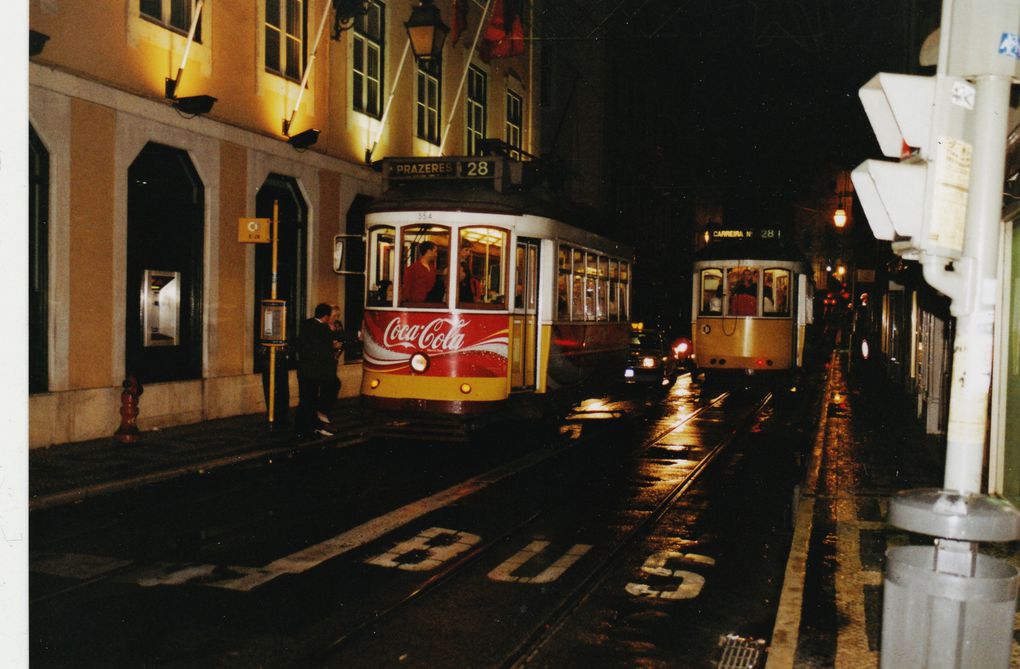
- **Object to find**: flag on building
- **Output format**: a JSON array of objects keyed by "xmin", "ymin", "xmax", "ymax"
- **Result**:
[{"xmin": 481, "ymin": 0, "xmax": 524, "ymax": 59}]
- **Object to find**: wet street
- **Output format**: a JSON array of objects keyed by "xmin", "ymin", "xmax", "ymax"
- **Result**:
[{"xmin": 29, "ymin": 373, "xmax": 822, "ymax": 668}]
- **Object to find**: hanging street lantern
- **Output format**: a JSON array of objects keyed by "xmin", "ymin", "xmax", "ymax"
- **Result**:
[
  {"xmin": 405, "ymin": 0, "xmax": 449, "ymax": 62},
  {"xmin": 833, "ymin": 208, "xmax": 848, "ymax": 228}
]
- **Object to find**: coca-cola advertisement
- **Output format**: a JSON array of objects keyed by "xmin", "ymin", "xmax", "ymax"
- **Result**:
[{"xmin": 362, "ymin": 311, "xmax": 509, "ymax": 377}]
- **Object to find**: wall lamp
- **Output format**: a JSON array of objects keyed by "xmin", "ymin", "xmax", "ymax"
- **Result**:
[
  {"xmin": 405, "ymin": 0, "xmax": 449, "ymax": 62},
  {"xmin": 30, "ymin": 30, "xmax": 50, "ymax": 57},
  {"xmin": 332, "ymin": 0, "xmax": 369, "ymax": 39},
  {"xmin": 287, "ymin": 128, "xmax": 321, "ymax": 150},
  {"xmin": 170, "ymin": 94, "xmax": 218, "ymax": 116},
  {"xmin": 163, "ymin": 0, "xmax": 216, "ymax": 117}
]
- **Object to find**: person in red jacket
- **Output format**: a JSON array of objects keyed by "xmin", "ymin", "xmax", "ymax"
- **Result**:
[{"xmin": 402, "ymin": 241, "xmax": 439, "ymax": 304}]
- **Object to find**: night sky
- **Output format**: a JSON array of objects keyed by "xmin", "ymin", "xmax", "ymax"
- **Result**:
[{"xmin": 607, "ymin": 0, "xmax": 940, "ymax": 209}]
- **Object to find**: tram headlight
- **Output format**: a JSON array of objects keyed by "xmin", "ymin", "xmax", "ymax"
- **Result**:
[
  {"xmin": 641, "ymin": 356, "xmax": 657, "ymax": 368},
  {"xmin": 369, "ymin": 378, "xmax": 380, "ymax": 389},
  {"xmin": 460, "ymin": 383, "xmax": 472, "ymax": 394},
  {"xmin": 409, "ymin": 352, "xmax": 431, "ymax": 373}
]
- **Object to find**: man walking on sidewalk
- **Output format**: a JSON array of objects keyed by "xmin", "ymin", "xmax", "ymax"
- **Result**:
[{"xmin": 295, "ymin": 303, "xmax": 340, "ymax": 438}]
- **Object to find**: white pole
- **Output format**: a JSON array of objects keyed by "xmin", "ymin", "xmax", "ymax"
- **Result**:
[
  {"xmin": 439, "ymin": 0, "xmax": 493, "ymax": 155},
  {"xmin": 284, "ymin": 0, "xmax": 334, "ymax": 134},
  {"xmin": 367, "ymin": 39, "xmax": 412, "ymax": 160}
]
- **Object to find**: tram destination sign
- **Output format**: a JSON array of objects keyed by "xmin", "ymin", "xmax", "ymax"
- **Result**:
[
  {"xmin": 386, "ymin": 157, "xmax": 498, "ymax": 182},
  {"xmin": 710, "ymin": 227, "xmax": 782, "ymax": 241}
]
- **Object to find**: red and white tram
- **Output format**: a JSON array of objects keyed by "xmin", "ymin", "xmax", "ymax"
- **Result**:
[{"xmin": 360, "ymin": 156, "xmax": 633, "ymax": 415}]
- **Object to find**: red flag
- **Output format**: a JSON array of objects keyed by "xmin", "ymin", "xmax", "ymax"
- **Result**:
[
  {"xmin": 481, "ymin": 0, "xmax": 524, "ymax": 59},
  {"xmin": 450, "ymin": 0, "xmax": 468, "ymax": 46}
]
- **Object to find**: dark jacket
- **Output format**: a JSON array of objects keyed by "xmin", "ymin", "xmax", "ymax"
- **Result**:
[{"xmin": 295, "ymin": 317, "xmax": 337, "ymax": 381}]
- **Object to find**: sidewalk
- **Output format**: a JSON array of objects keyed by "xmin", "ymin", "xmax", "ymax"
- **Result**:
[
  {"xmin": 29, "ymin": 397, "xmax": 372, "ymax": 511},
  {"xmin": 766, "ymin": 352, "xmax": 1017, "ymax": 668}
]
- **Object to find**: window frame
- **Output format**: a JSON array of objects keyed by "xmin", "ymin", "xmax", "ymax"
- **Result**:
[
  {"xmin": 762, "ymin": 267, "xmax": 792, "ymax": 317},
  {"xmin": 140, "ymin": 0, "xmax": 201, "ymax": 39},
  {"xmin": 699, "ymin": 268, "xmax": 724, "ymax": 316},
  {"xmin": 366, "ymin": 225, "xmax": 396, "ymax": 308},
  {"xmin": 505, "ymin": 89, "xmax": 523, "ymax": 154},
  {"xmin": 457, "ymin": 226, "xmax": 509, "ymax": 310},
  {"xmin": 398, "ymin": 224, "xmax": 450, "ymax": 308},
  {"xmin": 416, "ymin": 59, "xmax": 442, "ymax": 145},
  {"xmin": 353, "ymin": 0, "xmax": 385, "ymax": 118},
  {"xmin": 265, "ymin": 0, "xmax": 306, "ymax": 81},
  {"xmin": 466, "ymin": 65, "xmax": 488, "ymax": 156}
]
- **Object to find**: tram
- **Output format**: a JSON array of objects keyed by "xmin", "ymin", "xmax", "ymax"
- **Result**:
[
  {"xmin": 359, "ymin": 155, "xmax": 634, "ymax": 416},
  {"xmin": 691, "ymin": 227, "xmax": 813, "ymax": 382}
]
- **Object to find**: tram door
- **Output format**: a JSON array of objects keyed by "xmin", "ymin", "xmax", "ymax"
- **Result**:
[{"xmin": 512, "ymin": 239, "xmax": 540, "ymax": 389}]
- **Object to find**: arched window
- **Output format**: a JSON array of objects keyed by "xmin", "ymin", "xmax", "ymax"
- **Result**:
[
  {"xmin": 126, "ymin": 142, "xmax": 205, "ymax": 383},
  {"xmin": 29, "ymin": 126, "xmax": 49, "ymax": 394}
]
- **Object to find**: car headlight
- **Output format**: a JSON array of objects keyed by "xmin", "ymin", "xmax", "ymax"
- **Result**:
[
  {"xmin": 409, "ymin": 352, "xmax": 430, "ymax": 373},
  {"xmin": 641, "ymin": 356, "xmax": 657, "ymax": 368}
]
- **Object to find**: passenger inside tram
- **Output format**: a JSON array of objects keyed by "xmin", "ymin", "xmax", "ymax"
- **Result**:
[
  {"xmin": 729, "ymin": 267, "xmax": 759, "ymax": 316},
  {"xmin": 400, "ymin": 227, "xmax": 450, "ymax": 306}
]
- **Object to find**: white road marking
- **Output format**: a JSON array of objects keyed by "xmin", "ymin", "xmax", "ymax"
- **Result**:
[
  {"xmin": 46, "ymin": 444, "xmax": 567, "ymax": 592},
  {"xmin": 488, "ymin": 541, "xmax": 593, "ymax": 584},
  {"xmin": 625, "ymin": 550, "xmax": 715, "ymax": 600},
  {"xmin": 31, "ymin": 553, "xmax": 132, "ymax": 580},
  {"xmin": 365, "ymin": 527, "xmax": 481, "ymax": 571}
]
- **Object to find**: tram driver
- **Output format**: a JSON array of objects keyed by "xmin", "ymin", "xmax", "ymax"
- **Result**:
[{"xmin": 730, "ymin": 268, "xmax": 758, "ymax": 316}]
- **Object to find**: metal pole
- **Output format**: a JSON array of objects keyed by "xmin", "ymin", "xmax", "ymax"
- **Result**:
[
  {"xmin": 438, "ymin": 0, "xmax": 493, "ymax": 155},
  {"xmin": 283, "ymin": 0, "xmax": 333, "ymax": 135},
  {"xmin": 268, "ymin": 201, "xmax": 280, "ymax": 425},
  {"xmin": 942, "ymin": 72, "xmax": 1010, "ymax": 495}
]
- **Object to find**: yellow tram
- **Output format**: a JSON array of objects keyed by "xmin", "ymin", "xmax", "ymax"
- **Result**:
[
  {"xmin": 691, "ymin": 228, "xmax": 813, "ymax": 381},
  {"xmin": 360, "ymin": 156, "xmax": 634, "ymax": 415}
]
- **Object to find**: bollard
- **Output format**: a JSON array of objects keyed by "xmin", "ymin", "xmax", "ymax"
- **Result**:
[{"xmin": 114, "ymin": 374, "xmax": 144, "ymax": 444}]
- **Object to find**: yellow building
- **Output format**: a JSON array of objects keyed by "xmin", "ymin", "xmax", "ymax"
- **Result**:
[{"xmin": 28, "ymin": 0, "xmax": 538, "ymax": 446}]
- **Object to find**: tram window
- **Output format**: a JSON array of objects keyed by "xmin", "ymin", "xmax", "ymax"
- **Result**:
[
  {"xmin": 514, "ymin": 244, "xmax": 525, "ymax": 309},
  {"xmin": 459, "ymin": 227, "xmax": 507, "ymax": 308},
  {"xmin": 400, "ymin": 225, "xmax": 450, "ymax": 307},
  {"xmin": 608, "ymin": 260, "xmax": 619, "ymax": 320},
  {"xmin": 727, "ymin": 266, "xmax": 759, "ymax": 317},
  {"xmin": 700, "ymin": 268, "xmax": 723, "ymax": 315},
  {"xmin": 367, "ymin": 225, "xmax": 395, "ymax": 306},
  {"xmin": 763, "ymin": 268, "xmax": 791, "ymax": 315},
  {"xmin": 620, "ymin": 261, "xmax": 630, "ymax": 321},
  {"xmin": 571, "ymin": 248, "xmax": 585, "ymax": 321},
  {"xmin": 557, "ymin": 245, "xmax": 570, "ymax": 319},
  {"xmin": 595, "ymin": 256, "xmax": 608, "ymax": 321},
  {"xmin": 584, "ymin": 255, "xmax": 597, "ymax": 321}
]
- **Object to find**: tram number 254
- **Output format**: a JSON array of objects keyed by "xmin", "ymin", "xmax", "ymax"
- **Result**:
[{"xmin": 365, "ymin": 527, "xmax": 714, "ymax": 599}]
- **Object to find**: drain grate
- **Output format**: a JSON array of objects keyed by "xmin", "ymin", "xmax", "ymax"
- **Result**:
[{"xmin": 714, "ymin": 634, "xmax": 766, "ymax": 669}]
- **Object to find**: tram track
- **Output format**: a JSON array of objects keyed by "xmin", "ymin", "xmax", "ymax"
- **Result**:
[
  {"xmin": 31, "ymin": 384, "xmax": 768, "ymax": 668},
  {"xmin": 307, "ymin": 388, "xmax": 771, "ymax": 669},
  {"xmin": 499, "ymin": 389, "xmax": 772, "ymax": 668}
]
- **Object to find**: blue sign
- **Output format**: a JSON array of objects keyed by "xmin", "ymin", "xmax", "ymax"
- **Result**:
[{"xmin": 999, "ymin": 32, "xmax": 1020, "ymax": 60}]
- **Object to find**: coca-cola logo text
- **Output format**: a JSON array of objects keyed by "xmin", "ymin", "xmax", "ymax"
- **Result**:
[{"xmin": 382, "ymin": 317, "xmax": 469, "ymax": 352}]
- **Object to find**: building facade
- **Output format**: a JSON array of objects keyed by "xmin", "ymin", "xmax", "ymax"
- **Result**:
[{"xmin": 28, "ymin": 0, "xmax": 543, "ymax": 447}]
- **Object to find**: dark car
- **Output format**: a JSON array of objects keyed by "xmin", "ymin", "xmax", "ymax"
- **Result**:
[{"xmin": 624, "ymin": 328, "xmax": 679, "ymax": 388}]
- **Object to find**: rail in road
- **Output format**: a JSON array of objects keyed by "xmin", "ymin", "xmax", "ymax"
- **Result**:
[
  {"xmin": 29, "ymin": 379, "xmax": 785, "ymax": 668},
  {"xmin": 309, "ymin": 386, "xmax": 773, "ymax": 668}
]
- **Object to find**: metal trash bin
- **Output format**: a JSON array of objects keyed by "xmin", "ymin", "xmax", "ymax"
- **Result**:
[{"xmin": 881, "ymin": 545, "xmax": 1018, "ymax": 669}]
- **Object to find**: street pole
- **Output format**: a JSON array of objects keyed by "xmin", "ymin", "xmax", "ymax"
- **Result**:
[
  {"xmin": 878, "ymin": 3, "xmax": 1020, "ymax": 666},
  {"xmin": 268, "ymin": 200, "xmax": 280, "ymax": 426}
]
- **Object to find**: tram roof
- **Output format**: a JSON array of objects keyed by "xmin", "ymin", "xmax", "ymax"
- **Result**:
[{"xmin": 367, "ymin": 156, "xmax": 632, "ymax": 255}]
